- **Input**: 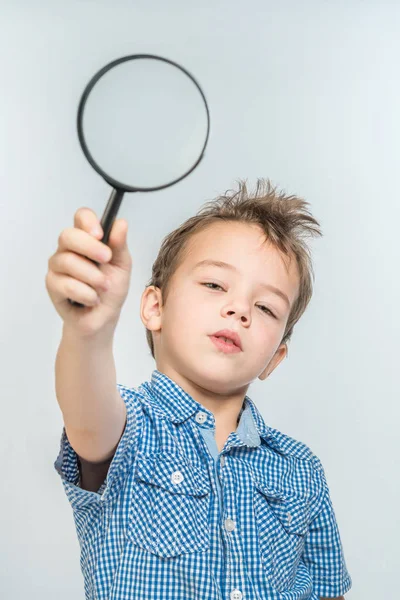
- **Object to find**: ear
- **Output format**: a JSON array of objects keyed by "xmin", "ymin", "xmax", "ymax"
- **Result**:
[
  {"xmin": 258, "ymin": 343, "xmax": 288, "ymax": 381},
  {"xmin": 140, "ymin": 286, "xmax": 163, "ymax": 333}
]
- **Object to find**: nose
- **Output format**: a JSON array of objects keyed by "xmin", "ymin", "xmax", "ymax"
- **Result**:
[{"xmin": 223, "ymin": 300, "xmax": 251, "ymax": 325}]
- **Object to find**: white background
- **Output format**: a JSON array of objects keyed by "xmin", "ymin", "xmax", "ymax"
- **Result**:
[{"xmin": 1, "ymin": 1, "xmax": 398, "ymax": 598}]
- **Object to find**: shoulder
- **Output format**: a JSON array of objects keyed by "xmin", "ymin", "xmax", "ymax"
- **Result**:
[
  {"xmin": 263, "ymin": 426, "xmax": 329, "ymax": 517},
  {"xmin": 266, "ymin": 425, "xmax": 325, "ymax": 476},
  {"xmin": 269, "ymin": 425, "xmax": 318, "ymax": 461},
  {"xmin": 116, "ymin": 382, "xmax": 147, "ymax": 413},
  {"xmin": 249, "ymin": 398, "xmax": 322, "ymax": 467},
  {"xmin": 116, "ymin": 382, "xmax": 140, "ymax": 398},
  {"xmin": 115, "ymin": 382, "xmax": 151, "ymax": 443}
]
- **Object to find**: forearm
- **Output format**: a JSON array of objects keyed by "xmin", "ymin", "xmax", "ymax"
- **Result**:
[{"xmin": 55, "ymin": 325, "xmax": 126, "ymax": 462}]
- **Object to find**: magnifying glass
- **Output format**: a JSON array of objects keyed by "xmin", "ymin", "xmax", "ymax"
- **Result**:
[{"xmin": 68, "ymin": 53, "xmax": 210, "ymax": 307}]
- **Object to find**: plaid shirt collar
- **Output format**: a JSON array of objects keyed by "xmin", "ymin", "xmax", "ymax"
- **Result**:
[{"xmin": 141, "ymin": 369, "xmax": 287, "ymax": 455}]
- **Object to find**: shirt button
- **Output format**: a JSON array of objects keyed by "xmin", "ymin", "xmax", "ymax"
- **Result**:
[
  {"xmin": 195, "ymin": 411, "xmax": 207, "ymax": 424},
  {"xmin": 220, "ymin": 456, "xmax": 225, "ymax": 466},
  {"xmin": 230, "ymin": 590, "xmax": 243, "ymax": 600},
  {"xmin": 224, "ymin": 518, "xmax": 236, "ymax": 532},
  {"xmin": 287, "ymin": 512, "xmax": 292, "ymax": 524},
  {"xmin": 171, "ymin": 470, "xmax": 184, "ymax": 484}
]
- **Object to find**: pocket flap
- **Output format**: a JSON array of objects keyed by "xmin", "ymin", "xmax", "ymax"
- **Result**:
[
  {"xmin": 255, "ymin": 480, "xmax": 309, "ymax": 536},
  {"xmin": 134, "ymin": 452, "xmax": 211, "ymax": 497}
]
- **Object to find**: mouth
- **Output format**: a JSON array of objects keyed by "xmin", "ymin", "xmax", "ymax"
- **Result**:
[{"xmin": 209, "ymin": 330, "xmax": 242, "ymax": 353}]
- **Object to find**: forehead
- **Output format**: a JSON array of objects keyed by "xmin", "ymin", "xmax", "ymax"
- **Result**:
[
  {"xmin": 179, "ymin": 220, "xmax": 300, "ymax": 297},
  {"xmin": 183, "ymin": 221, "xmax": 286, "ymax": 266}
]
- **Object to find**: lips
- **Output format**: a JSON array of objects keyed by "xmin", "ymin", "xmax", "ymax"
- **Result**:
[{"xmin": 210, "ymin": 329, "xmax": 242, "ymax": 350}]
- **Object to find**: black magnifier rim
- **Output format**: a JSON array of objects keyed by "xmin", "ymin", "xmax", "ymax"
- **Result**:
[{"xmin": 77, "ymin": 53, "xmax": 210, "ymax": 193}]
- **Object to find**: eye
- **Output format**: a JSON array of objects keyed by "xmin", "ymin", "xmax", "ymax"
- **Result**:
[
  {"xmin": 202, "ymin": 283, "xmax": 277, "ymax": 319},
  {"xmin": 202, "ymin": 282, "xmax": 224, "ymax": 291},
  {"xmin": 258, "ymin": 305, "xmax": 276, "ymax": 319}
]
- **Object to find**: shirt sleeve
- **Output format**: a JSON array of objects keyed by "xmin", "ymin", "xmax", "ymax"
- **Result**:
[
  {"xmin": 301, "ymin": 455, "xmax": 353, "ymax": 598},
  {"xmin": 53, "ymin": 383, "xmax": 139, "ymax": 511}
]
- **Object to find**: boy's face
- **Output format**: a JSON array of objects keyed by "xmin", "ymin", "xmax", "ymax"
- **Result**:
[{"xmin": 141, "ymin": 221, "xmax": 300, "ymax": 395}]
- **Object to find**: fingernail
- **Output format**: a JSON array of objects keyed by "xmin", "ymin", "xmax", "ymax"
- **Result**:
[{"xmin": 91, "ymin": 227, "xmax": 102, "ymax": 237}]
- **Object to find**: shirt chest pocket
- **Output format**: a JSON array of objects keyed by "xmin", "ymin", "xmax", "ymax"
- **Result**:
[
  {"xmin": 253, "ymin": 480, "xmax": 310, "ymax": 592},
  {"xmin": 127, "ymin": 452, "xmax": 212, "ymax": 558}
]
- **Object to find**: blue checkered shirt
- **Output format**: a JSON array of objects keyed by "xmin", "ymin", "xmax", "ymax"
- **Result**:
[{"xmin": 54, "ymin": 369, "xmax": 352, "ymax": 599}]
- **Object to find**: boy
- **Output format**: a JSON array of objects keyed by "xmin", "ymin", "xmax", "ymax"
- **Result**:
[{"xmin": 47, "ymin": 179, "xmax": 352, "ymax": 600}]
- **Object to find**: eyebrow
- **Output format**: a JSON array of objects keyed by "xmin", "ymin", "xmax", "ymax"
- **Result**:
[{"xmin": 192, "ymin": 259, "xmax": 291, "ymax": 308}]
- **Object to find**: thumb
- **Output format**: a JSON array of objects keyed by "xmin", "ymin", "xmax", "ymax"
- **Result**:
[{"xmin": 107, "ymin": 218, "xmax": 132, "ymax": 268}]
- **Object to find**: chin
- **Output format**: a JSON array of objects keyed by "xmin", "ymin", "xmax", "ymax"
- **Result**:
[{"xmin": 191, "ymin": 362, "xmax": 242, "ymax": 388}]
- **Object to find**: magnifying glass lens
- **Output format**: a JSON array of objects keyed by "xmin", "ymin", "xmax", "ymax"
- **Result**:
[{"xmin": 81, "ymin": 58, "xmax": 209, "ymax": 189}]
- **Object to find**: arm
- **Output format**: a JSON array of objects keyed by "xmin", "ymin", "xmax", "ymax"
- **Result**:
[
  {"xmin": 55, "ymin": 325, "xmax": 126, "ymax": 463},
  {"xmin": 302, "ymin": 456, "xmax": 352, "ymax": 599}
]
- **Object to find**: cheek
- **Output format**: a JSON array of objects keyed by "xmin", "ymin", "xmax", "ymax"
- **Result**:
[
  {"xmin": 164, "ymin": 297, "xmax": 196, "ymax": 335},
  {"xmin": 256, "ymin": 330, "xmax": 282, "ymax": 359},
  {"xmin": 170, "ymin": 297, "xmax": 211, "ymax": 338}
]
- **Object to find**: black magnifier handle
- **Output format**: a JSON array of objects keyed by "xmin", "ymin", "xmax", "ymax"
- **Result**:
[{"xmin": 68, "ymin": 187, "xmax": 126, "ymax": 307}]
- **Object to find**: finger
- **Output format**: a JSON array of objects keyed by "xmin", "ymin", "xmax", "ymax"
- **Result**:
[
  {"xmin": 57, "ymin": 228, "xmax": 112, "ymax": 265},
  {"xmin": 74, "ymin": 207, "xmax": 104, "ymax": 239},
  {"xmin": 46, "ymin": 270, "xmax": 100, "ymax": 308},
  {"xmin": 53, "ymin": 271, "xmax": 101, "ymax": 307},
  {"xmin": 50, "ymin": 252, "xmax": 110, "ymax": 292},
  {"xmin": 106, "ymin": 219, "xmax": 132, "ymax": 269}
]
